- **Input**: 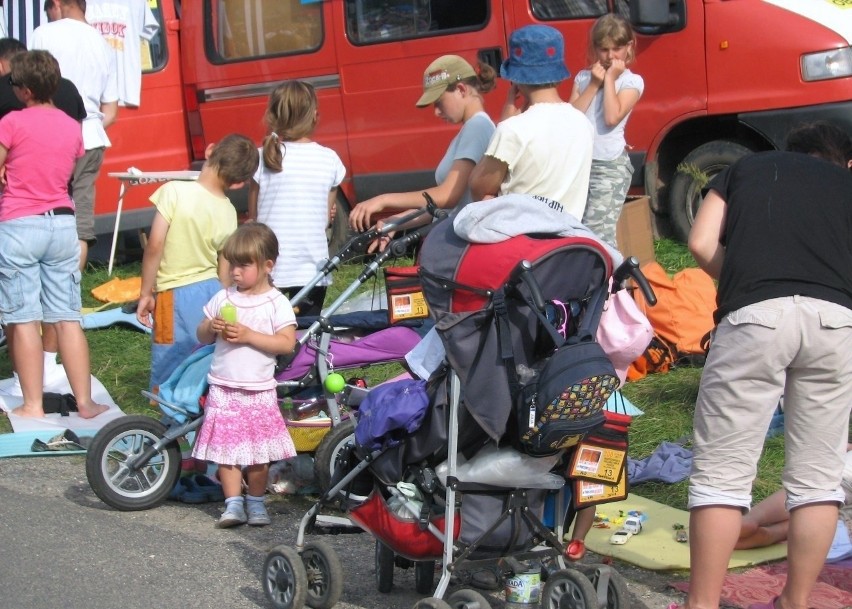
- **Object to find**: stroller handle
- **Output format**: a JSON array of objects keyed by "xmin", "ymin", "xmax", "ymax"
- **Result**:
[{"xmin": 612, "ymin": 256, "xmax": 657, "ymax": 305}]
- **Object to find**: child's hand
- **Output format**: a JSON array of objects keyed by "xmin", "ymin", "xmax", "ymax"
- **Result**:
[
  {"xmin": 209, "ymin": 315, "xmax": 229, "ymax": 334},
  {"xmin": 590, "ymin": 62, "xmax": 607, "ymax": 87},
  {"xmin": 0, "ymin": 164, "xmax": 7, "ymax": 186},
  {"xmin": 136, "ymin": 295, "xmax": 155, "ymax": 328},
  {"xmin": 607, "ymin": 59, "xmax": 627, "ymax": 80},
  {"xmin": 220, "ymin": 320, "xmax": 251, "ymax": 344}
]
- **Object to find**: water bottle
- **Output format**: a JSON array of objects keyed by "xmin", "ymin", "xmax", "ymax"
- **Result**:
[{"xmin": 281, "ymin": 397, "xmax": 296, "ymax": 420}]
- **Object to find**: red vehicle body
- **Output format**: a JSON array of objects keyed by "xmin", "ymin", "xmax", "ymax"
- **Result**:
[{"xmin": 98, "ymin": 0, "xmax": 852, "ymax": 246}]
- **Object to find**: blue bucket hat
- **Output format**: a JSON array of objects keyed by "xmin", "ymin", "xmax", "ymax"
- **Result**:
[{"xmin": 500, "ymin": 25, "xmax": 571, "ymax": 85}]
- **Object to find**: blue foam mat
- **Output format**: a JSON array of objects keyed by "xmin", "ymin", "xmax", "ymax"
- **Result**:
[{"xmin": 0, "ymin": 430, "xmax": 92, "ymax": 458}]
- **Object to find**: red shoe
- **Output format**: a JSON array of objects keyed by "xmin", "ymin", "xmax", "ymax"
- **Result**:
[{"xmin": 565, "ymin": 539, "xmax": 586, "ymax": 561}]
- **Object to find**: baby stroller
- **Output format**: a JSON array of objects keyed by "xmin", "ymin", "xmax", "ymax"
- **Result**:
[
  {"xmin": 261, "ymin": 211, "xmax": 655, "ymax": 609},
  {"xmin": 84, "ymin": 206, "xmax": 441, "ymax": 512}
]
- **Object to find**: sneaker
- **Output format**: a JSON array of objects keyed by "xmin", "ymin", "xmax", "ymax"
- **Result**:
[
  {"xmin": 246, "ymin": 501, "xmax": 271, "ymax": 526},
  {"xmin": 216, "ymin": 502, "xmax": 247, "ymax": 528}
]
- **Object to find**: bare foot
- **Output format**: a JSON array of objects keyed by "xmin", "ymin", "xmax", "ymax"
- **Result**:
[
  {"xmin": 10, "ymin": 404, "xmax": 46, "ymax": 418},
  {"xmin": 76, "ymin": 402, "xmax": 110, "ymax": 419}
]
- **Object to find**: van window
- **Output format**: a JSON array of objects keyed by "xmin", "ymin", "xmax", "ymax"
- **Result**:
[
  {"xmin": 206, "ymin": 0, "xmax": 323, "ymax": 61},
  {"xmin": 531, "ymin": 0, "xmax": 607, "ymax": 20},
  {"xmin": 345, "ymin": 0, "xmax": 488, "ymax": 44},
  {"xmin": 144, "ymin": 2, "xmax": 168, "ymax": 71}
]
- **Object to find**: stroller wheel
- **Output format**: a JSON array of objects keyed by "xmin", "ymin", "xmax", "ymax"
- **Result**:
[
  {"xmin": 577, "ymin": 564, "xmax": 629, "ymax": 609},
  {"xmin": 314, "ymin": 418, "xmax": 356, "ymax": 494},
  {"xmin": 447, "ymin": 588, "xmax": 492, "ymax": 609},
  {"xmin": 540, "ymin": 568, "xmax": 598, "ymax": 609},
  {"xmin": 85, "ymin": 415, "xmax": 180, "ymax": 511},
  {"xmin": 263, "ymin": 545, "xmax": 308, "ymax": 609},
  {"xmin": 375, "ymin": 540, "xmax": 394, "ymax": 593},
  {"xmin": 413, "ymin": 599, "xmax": 452, "ymax": 609},
  {"xmin": 302, "ymin": 540, "xmax": 343, "ymax": 609},
  {"xmin": 414, "ymin": 560, "xmax": 436, "ymax": 595}
]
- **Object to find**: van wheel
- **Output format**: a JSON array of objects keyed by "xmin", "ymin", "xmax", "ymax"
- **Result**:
[
  {"xmin": 327, "ymin": 196, "xmax": 354, "ymax": 256},
  {"xmin": 669, "ymin": 140, "xmax": 751, "ymax": 242}
]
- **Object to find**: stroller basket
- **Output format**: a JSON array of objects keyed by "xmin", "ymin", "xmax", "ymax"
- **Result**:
[{"xmin": 348, "ymin": 490, "xmax": 459, "ymax": 561}]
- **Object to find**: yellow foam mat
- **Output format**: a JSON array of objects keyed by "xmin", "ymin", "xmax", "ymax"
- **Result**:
[{"xmin": 581, "ymin": 494, "xmax": 788, "ymax": 571}]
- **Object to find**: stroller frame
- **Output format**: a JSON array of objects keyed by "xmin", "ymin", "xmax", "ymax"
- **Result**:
[
  {"xmin": 263, "ymin": 253, "xmax": 654, "ymax": 609},
  {"xmin": 84, "ymin": 205, "xmax": 442, "ymax": 512}
]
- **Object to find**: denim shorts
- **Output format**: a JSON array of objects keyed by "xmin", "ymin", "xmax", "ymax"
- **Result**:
[{"xmin": 0, "ymin": 213, "xmax": 81, "ymax": 324}]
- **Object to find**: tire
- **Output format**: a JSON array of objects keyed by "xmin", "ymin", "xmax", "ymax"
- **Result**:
[
  {"xmin": 263, "ymin": 545, "xmax": 308, "ymax": 609},
  {"xmin": 414, "ymin": 560, "xmax": 436, "ymax": 595},
  {"xmin": 540, "ymin": 568, "xmax": 599, "ymax": 609},
  {"xmin": 446, "ymin": 588, "xmax": 492, "ymax": 609},
  {"xmin": 375, "ymin": 540, "xmax": 394, "ymax": 593},
  {"xmin": 583, "ymin": 565, "xmax": 630, "ymax": 609},
  {"xmin": 313, "ymin": 419, "xmax": 356, "ymax": 494},
  {"xmin": 302, "ymin": 540, "xmax": 343, "ymax": 609},
  {"xmin": 413, "ymin": 599, "xmax": 452, "ymax": 609},
  {"xmin": 85, "ymin": 415, "xmax": 180, "ymax": 511},
  {"xmin": 669, "ymin": 140, "xmax": 751, "ymax": 242},
  {"xmin": 327, "ymin": 196, "xmax": 353, "ymax": 256}
]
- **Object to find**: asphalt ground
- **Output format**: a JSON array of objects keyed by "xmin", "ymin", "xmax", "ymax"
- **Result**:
[{"xmin": 0, "ymin": 455, "xmax": 688, "ymax": 609}]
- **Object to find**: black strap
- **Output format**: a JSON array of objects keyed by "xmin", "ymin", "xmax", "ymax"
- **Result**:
[{"xmin": 493, "ymin": 288, "xmax": 521, "ymax": 396}]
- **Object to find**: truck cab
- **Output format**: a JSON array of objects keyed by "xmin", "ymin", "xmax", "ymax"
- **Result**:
[{"xmin": 100, "ymin": 0, "xmax": 852, "ymax": 248}]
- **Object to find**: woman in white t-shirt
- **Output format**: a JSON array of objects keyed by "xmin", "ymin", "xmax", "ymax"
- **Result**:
[
  {"xmin": 348, "ymin": 55, "xmax": 496, "ymax": 237},
  {"xmin": 248, "ymin": 80, "xmax": 345, "ymax": 316}
]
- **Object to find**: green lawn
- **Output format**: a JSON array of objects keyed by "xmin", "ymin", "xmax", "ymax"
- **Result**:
[{"xmin": 0, "ymin": 239, "xmax": 788, "ymax": 510}]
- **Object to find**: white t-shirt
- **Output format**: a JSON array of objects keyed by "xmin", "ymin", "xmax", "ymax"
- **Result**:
[
  {"xmin": 253, "ymin": 141, "xmax": 346, "ymax": 288},
  {"xmin": 204, "ymin": 287, "xmax": 297, "ymax": 390},
  {"xmin": 484, "ymin": 102, "xmax": 593, "ymax": 220},
  {"xmin": 574, "ymin": 68, "xmax": 644, "ymax": 161},
  {"xmin": 30, "ymin": 18, "xmax": 118, "ymax": 150},
  {"xmin": 435, "ymin": 111, "xmax": 495, "ymax": 209},
  {"xmin": 86, "ymin": 0, "xmax": 159, "ymax": 107}
]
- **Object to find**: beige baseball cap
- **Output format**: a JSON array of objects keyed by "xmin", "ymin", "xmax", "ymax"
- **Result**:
[{"xmin": 415, "ymin": 55, "xmax": 477, "ymax": 107}]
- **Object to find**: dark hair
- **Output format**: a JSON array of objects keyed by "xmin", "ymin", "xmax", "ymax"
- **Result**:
[
  {"xmin": 0, "ymin": 38, "xmax": 26, "ymax": 62},
  {"xmin": 785, "ymin": 121, "xmax": 852, "ymax": 170},
  {"xmin": 206, "ymin": 133, "xmax": 259, "ymax": 186},
  {"xmin": 10, "ymin": 50, "xmax": 59, "ymax": 103},
  {"xmin": 262, "ymin": 80, "xmax": 318, "ymax": 173},
  {"xmin": 222, "ymin": 222, "xmax": 279, "ymax": 267}
]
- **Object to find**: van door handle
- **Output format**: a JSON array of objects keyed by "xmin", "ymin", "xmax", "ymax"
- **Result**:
[{"xmin": 478, "ymin": 47, "xmax": 502, "ymax": 71}]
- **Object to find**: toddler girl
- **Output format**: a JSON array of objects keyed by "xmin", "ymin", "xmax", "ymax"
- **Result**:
[
  {"xmin": 194, "ymin": 222, "xmax": 297, "ymax": 528},
  {"xmin": 247, "ymin": 80, "xmax": 346, "ymax": 317},
  {"xmin": 570, "ymin": 14, "xmax": 644, "ymax": 247}
]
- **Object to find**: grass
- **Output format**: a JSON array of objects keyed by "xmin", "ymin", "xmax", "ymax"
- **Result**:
[{"xmin": 0, "ymin": 240, "xmax": 787, "ymax": 511}]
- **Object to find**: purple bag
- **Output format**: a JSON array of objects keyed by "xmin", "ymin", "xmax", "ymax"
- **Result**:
[{"xmin": 355, "ymin": 379, "xmax": 430, "ymax": 451}]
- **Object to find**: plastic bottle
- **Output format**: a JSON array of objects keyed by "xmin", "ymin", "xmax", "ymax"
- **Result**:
[
  {"xmin": 220, "ymin": 302, "xmax": 237, "ymax": 323},
  {"xmin": 281, "ymin": 397, "xmax": 296, "ymax": 420},
  {"xmin": 290, "ymin": 397, "xmax": 326, "ymax": 420}
]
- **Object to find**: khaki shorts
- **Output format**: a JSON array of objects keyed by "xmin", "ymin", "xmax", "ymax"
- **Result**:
[
  {"xmin": 71, "ymin": 147, "xmax": 105, "ymax": 244},
  {"xmin": 689, "ymin": 296, "xmax": 852, "ymax": 512}
]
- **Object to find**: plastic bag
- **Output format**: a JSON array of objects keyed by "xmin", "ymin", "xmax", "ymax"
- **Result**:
[{"xmin": 436, "ymin": 444, "xmax": 564, "ymax": 489}]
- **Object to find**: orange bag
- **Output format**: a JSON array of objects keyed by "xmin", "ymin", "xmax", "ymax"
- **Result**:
[
  {"xmin": 91, "ymin": 276, "xmax": 142, "ymax": 303},
  {"xmin": 627, "ymin": 262, "xmax": 716, "ymax": 380}
]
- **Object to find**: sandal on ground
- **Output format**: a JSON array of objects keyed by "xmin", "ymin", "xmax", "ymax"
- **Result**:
[
  {"xmin": 168, "ymin": 477, "xmax": 207, "ymax": 504},
  {"xmin": 565, "ymin": 539, "xmax": 586, "ymax": 561},
  {"xmin": 469, "ymin": 569, "xmax": 501, "ymax": 591},
  {"xmin": 194, "ymin": 474, "xmax": 225, "ymax": 502}
]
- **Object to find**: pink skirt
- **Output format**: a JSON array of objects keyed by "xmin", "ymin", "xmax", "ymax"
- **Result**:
[{"xmin": 192, "ymin": 384, "xmax": 296, "ymax": 466}]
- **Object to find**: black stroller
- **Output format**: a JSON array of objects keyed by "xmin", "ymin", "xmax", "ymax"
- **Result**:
[{"xmin": 261, "ymin": 214, "xmax": 655, "ymax": 609}]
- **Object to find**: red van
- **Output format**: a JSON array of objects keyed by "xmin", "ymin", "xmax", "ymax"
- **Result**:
[{"xmin": 98, "ymin": 0, "xmax": 852, "ymax": 247}]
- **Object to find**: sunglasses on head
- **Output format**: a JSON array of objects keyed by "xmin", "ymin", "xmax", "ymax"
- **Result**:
[{"xmin": 8, "ymin": 75, "xmax": 23, "ymax": 88}]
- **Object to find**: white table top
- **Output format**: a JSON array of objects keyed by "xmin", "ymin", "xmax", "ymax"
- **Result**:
[{"xmin": 108, "ymin": 170, "xmax": 200, "ymax": 184}]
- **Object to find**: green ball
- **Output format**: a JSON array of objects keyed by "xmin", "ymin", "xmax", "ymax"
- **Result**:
[{"xmin": 324, "ymin": 373, "xmax": 346, "ymax": 393}]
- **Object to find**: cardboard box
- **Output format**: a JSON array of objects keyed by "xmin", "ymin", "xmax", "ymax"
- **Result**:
[{"xmin": 616, "ymin": 196, "xmax": 655, "ymax": 265}]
